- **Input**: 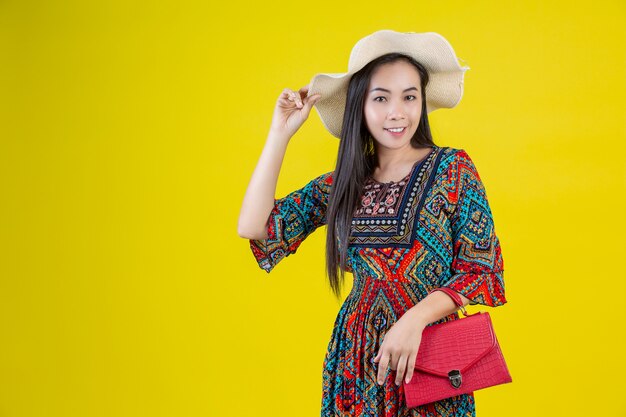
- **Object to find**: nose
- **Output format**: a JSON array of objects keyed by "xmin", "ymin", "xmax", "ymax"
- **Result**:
[
  {"xmin": 387, "ymin": 101, "xmax": 406, "ymax": 120},
  {"xmin": 388, "ymin": 112, "xmax": 405, "ymax": 120}
]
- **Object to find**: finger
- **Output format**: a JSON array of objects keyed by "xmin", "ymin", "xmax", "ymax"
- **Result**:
[
  {"xmin": 377, "ymin": 352, "xmax": 391, "ymax": 385},
  {"xmin": 281, "ymin": 88, "xmax": 302, "ymax": 108},
  {"xmin": 374, "ymin": 346, "xmax": 385, "ymax": 361},
  {"xmin": 303, "ymin": 93, "xmax": 320, "ymax": 102},
  {"xmin": 405, "ymin": 351, "xmax": 417, "ymax": 384},
  {"xmin": 287, "ymin": 91, "xmax": 299, "ymax": 104},
  {"xmin": 388, "ymin": 349, "xmax": 398, "ymax": 371},
  {"xmin": 292, "ymin": 88, "xmax": 303, "ymax": 107},
  {"xmin": 394, "ymin": 354, "xmax": 408, "ymax": 386},
  {"xmin": 302, "ymin": 94, "xmax": 321, "ymax": 111},
  {"xmin": 280, "ymin": 88, "xmax": 294, "ymax": 99}
]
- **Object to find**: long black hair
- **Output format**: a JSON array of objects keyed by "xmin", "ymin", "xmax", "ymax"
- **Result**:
[{"xmin": 324, "ymin": 52, "xmax": 436, "ymax": 300}]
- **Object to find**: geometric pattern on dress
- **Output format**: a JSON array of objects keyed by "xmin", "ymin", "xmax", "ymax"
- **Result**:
[
  {"xmin": 248, "ymin": 170, "xmax": 333, "ymax": 273},
  {"xmin": 438, "ymin": 149, "xmax": 506, "ymax": 307},
  {"xmin": 248, "ymin": 146, "xmax": 507, "ymax": 416},
  {"xmin": 350, "ymin": 146, "xmax": 446, "ymax": 248},
  {"xmin": 321, "ymin": 274, "xmax": 478, "ymax": 417}
]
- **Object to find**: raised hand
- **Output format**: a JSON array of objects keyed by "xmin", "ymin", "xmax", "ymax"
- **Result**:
[{"xmin": 268, "ymin": 84, "xmax": 321, "ymax": 140}]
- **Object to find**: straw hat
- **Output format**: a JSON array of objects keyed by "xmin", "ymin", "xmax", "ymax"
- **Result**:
[{"xmin": 307, "ymin": 30, "xmax": 470, "ymax": 139}]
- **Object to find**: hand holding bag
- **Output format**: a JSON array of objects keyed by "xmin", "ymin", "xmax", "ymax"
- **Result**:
[{"xmin": 403, "ymin": 287, "xmax": 512, "ymax": 408}]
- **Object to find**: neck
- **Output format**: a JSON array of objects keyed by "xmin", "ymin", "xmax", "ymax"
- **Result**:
[{"xmin": 374, "ymin": 145, "xmax": 433, "ymax": 170}]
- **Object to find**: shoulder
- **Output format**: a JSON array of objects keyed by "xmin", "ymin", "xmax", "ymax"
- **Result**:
[
  {"xmin": 436, "ymin": 147, "xmax": 480, "ymax": 177},
  {"xmin": 437, "ymin": 146, "xmax": 472, "ymax": 166},
  {"xmin": 435, "ymin": 147, "xmax": 464, "ymax": 176},
  {"xmin": 310, "ymin": 170, "xmax": 334, "ymax": 193},
  {"xmin": 314, "ymin": 170, "xmax": 334, "ymax": 184},
  {"xmin": 434, "ymin": 147, "xmax": 487, "ymax": 198}
]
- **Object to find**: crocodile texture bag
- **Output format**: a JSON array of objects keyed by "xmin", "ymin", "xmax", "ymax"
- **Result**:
[{"xmin": 403, "ymin": 287, "xmax": 512, "ymax": 408}]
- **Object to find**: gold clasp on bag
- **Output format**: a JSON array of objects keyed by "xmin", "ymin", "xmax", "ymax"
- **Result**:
[
  {"xmin": 459, "ymin": 304, "xmax": 468, "ymax": 316},
  {"xmin": 448, "ymin": 370, "xmax": 462, "ymax": 388}
]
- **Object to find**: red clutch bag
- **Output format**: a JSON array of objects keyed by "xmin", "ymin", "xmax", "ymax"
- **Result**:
[{"xmin": 403, "ymin": 287, "xmax": 512, "ymax": 408}]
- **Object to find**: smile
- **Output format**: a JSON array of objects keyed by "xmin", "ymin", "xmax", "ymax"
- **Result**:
[
  {"xmin": 384, "ymin": 127, "xmax": 406, "ymax": 133},
  {"xmin": 384, "ymin": 127, "xmax": 407, "ymax": 136}
]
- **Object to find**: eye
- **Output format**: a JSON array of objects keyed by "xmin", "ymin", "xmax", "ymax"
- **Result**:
[{"xmin": 374, "ymin": 95, "xmax": 417, "ymax": 103}]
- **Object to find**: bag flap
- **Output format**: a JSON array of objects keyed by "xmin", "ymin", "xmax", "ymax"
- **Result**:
[{"xmin": 413, "ymin": 312, "xmax": 496, "ymax": 377}]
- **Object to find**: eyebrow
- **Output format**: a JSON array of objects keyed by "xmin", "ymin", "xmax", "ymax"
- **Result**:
[{"xmin": 369, "ymin": 87, "xmax": 418, "ymax": 93}]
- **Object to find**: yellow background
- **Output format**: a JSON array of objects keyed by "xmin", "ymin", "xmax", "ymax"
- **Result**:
[{"xmin": 1, "ymin": 0, "xmax": 624, "ymax": 416}]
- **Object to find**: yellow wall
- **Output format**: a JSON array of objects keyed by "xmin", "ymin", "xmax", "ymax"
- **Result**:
[{"xmin": 1, "ymin": 0, "xmax": 624, "ymax": 416}]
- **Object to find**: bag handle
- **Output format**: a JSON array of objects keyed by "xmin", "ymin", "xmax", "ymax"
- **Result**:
[{"xmin": 429, "ymin": 287, "xmax": 469, "ymax": 317}]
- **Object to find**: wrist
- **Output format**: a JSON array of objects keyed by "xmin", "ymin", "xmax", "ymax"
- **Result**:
[
  {"xmin": 406, "ymin": 304, "xmax": 430, "ymax": 329},
  {"xmin": 267, "ymin": 129, "xmax": 292, "ymax": 144}
]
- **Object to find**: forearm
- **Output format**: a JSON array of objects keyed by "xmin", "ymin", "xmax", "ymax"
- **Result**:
[
  {"xmin": 237, "ymin": 131, "xmax": 291, "ymax": 239},
  {"xmin": 405, "ymin": 290, "xmax": 472, "ymax": 328}
]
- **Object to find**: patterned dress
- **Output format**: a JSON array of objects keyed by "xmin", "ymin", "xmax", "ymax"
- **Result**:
[{"xmin": 249, "ymin": 146, "xmax": 507, "ymax": 417}]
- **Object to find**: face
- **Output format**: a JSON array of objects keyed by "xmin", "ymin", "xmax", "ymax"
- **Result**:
[{"xmin": 363, "ymin": 60, "xmax": 423, "ymax": 152}]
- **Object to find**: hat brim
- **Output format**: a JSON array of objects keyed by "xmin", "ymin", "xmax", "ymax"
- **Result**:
[{"xmin": 307, "ymin": 30, "xmax": 470, "ymax": 139}]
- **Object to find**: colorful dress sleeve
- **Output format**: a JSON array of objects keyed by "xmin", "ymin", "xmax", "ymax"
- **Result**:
[
  {"xmin": 439, "ymin": 149, "xmax": 507, "ymax": 307},
  {"xmin": 249, "ymin": 171, "xmax": 333, "ymax": 273}
]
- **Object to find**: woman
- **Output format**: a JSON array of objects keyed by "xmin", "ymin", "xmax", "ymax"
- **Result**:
[{"xmin": 238, "ymin": 30, "xmax": 507, "ymax": 417}]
